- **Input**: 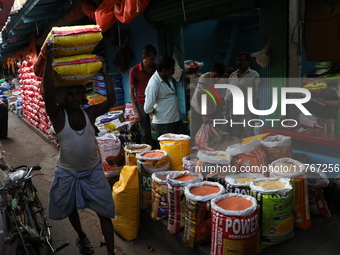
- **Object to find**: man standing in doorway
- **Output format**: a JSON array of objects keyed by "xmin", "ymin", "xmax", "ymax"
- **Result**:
[
  {"xmin": 144, "ymin": 56, "xmax": 186, "ymax": 137},
  {"xmin": 227, "ymin": 52, "xmax": 260, "ymax": 139},
  {"xmin": 190, "ymin": 62, "xmax": 226, "ymax": 138},
  {"xmin": 129, "ymin": 45, "xmax": 157, "ymax": 147}
]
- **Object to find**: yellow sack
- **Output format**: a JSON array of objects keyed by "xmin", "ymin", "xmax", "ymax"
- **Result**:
[
  {"xmin": 39, "ymin": 24, "xmax": 103, "ymax": 58},
  {"xmin": 34, "ymin": 25, "xmax": 102, "ymax": 77},
  {"xmin": 303, "ymin": 81, "xmax": 328, "ymax": 90},
  {"xmin": 158, "ymin": 134, "xmax": 190, "ymax": 171},
  {"xmin": 49, "ymin": 25, "xmax": 103, "ymax": 57},
  {"xmin": 112, "ymin": 165, "xmax": 140, "ymax": 241},
  {"xmin": 52, "ymin": 54, "xmax": 102, "ymax": 87}
]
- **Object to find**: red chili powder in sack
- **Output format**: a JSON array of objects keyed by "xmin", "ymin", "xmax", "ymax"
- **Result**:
[
  {"xmin": 216, "ymin": 196, "xmax": 253, "ymax": 211},
  {"xmin": 175, "ymin": 175, "xmax": 197, "ymax": 181},
  {"xmin": 190, "ymin": 185, "xmax": 220, "ymax": 196},
  {"xmin": 143, "ymin": 151, "xmax": 164, "ymax": 158}
]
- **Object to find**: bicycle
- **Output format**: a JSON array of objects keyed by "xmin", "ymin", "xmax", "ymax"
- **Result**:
[{"xmin": 0, "ymin": 165, "xmax": 69, "ymax": 254}]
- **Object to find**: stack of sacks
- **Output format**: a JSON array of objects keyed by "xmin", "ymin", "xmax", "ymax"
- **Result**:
[
  {"xmin": 34, "ymin": 25, "xmax": 103, "ymax": 87},
  {"xmin": 18, "ymin": 58, "xmax": 52, "ymax": 135},
  {"xmin": 90, "ymin": 72, "xmax": 125, "ymax": 107}
]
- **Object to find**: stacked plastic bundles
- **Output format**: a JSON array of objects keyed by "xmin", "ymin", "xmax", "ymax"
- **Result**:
[{"xmin": 34, "ymin": 25, "xmax": 103, "ymax": 87}]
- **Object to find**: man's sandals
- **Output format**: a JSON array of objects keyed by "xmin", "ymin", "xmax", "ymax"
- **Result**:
[{"xmin": 76, "ymin": 237, "xmax": 94, "ymax": 254}]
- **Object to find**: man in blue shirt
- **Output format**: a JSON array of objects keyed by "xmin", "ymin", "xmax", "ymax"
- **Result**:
[{"xmin": 0, "ymin": 79, "xmax": 10, "ymax": 91}]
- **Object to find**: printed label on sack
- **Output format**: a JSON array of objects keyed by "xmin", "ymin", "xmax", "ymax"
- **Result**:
[{"xmin": 211, "ymin": 210, "xmax": 260, "ymax": 255}]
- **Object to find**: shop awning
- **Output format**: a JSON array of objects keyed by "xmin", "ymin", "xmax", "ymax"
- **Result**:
[
  {"xmin": 0, "ymin": 0, "xmax": 80, "ymax": 58},
  {"xmin": 0, "ymin": 0, "xmax": 15, "ymax": 32},
  {"xmin": 145, "ymin": 0, "xmax": 267, "ymax": 27}
]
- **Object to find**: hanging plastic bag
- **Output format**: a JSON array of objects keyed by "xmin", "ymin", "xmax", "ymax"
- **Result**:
[
  {"xmin": 194, "ymin": 122, "xmax": 222, "ymax": 150},
  {"xmin": 95, "ymin": 0, "xmax": 118, "ymax": 32},
  {"xmin": 172, "ymin": 47, "xmax": 182, "ymax": 82},
  {"xmin": 250, "ymin": 39, "xmax": 271, "ymax": 67},
  {"xmin": 114, "ymin": 0, "xmax": 151, "ymax": 24}
]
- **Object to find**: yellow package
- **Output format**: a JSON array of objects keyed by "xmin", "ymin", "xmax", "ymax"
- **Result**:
[
  {"xmin": 52, "ymin": 54, "xmax": 102, "ymax": 87},
  {"xmin": 46, "ymin": 25, "xmax": 102, "ymax": 57},
  {"xmin": 34, "ymin": 25, "xmax": 102, "ymax": 77},
  {"xmin": 112, "ymin": 165, "xmax": 140, "ymax": 241},
  {"xmin": 158, "ymin": 134, "xmax": 190, "ymax": 171}
]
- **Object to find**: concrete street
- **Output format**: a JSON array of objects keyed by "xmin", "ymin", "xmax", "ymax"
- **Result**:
[{"xmin": 0, "ymin": 112, "xmax": 168, "ymax": 255}]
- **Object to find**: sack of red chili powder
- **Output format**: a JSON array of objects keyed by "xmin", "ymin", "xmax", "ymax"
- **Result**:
[
  {"xmin": 210, "ymin": 193, "xmax": 260, "ymax": 255},
  {"xmin": 166, "ymin": 171, "xmax": 203, "ymax": 234},
  {"xmin": 137, "ymin": 150, "xmax": 170, "ymax": 209},
  {"xmin": 150, "ymin": 171, "xmax": 174, "ymax": 220},
  {"xmin": 183, "ymin": 181, "xmax": 225, "ymax": 248}
]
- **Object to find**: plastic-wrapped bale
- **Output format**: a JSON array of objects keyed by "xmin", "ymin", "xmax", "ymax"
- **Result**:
[
  {"xmin": 226, "ymin": 139, "xmax": 268, "ymax": 177},
  {"xmin": 112, "ymin": 165, "xmax": 140, "ymax": 241},
  {"xmin": 183, "ymin": 181, "xmax": 225, "ymax": 248},
  {"xmin": 52, "ymin": 54, "xmax": 103, "ymax": 87},
  {"xmin": 166, "ymin": 171, "xmax": 203, "ymax": 234},
  {"xmin": 150, "ymin": 171, "xmax": 174, "ymax": 220},
  {"xmin": 260, "ymin": 135, "xmax": 292, "ymax": 163},
  {"xmin": 196, "ymin": 150, "xmax": 232, "ymax": 184},
  {"xmin": 34, "ymin": 25, "xmax": 103, "ymax": 77},
  {"xmin": 269, "ymin": 158, "xmax": 312, "ymax": 229},
  {"xmin": 225, "ymin": 173, "xmax": 265, "ymax": 195},
  {"xmin": 124, "ymin": 144, "xmax": 151, "ymax": 166},
  {"xmin": 136, "ymin": 150, "xmax": 170, "ymax": 209},
  {"xmin": 158, "ymin": 133, "xmax": 191, "ymax": 171},
  {"xmin": 250, "ymin": 177, "xmax": 294, "ymax": 249},
  {"xmin": 211, "ymin": 193, "xmax": 260, "ymax": 255}
]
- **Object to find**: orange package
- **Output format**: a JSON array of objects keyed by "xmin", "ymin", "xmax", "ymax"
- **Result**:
[
  {"xmin": 227, "ymin": 139, "xmax": 268, "ymax": 176},
  {"xmin": 291, "ymin": 177, "xmax": 312, "ymax": 229}
]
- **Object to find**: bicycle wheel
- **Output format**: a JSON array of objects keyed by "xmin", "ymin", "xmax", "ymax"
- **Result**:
[
  {"xmin": 25, "ymin": 181, "xmax": 52, "ymax": 243},
  {"xmin": 6, "ymin": 235, "xmax": 39, "ymax": 255}
]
